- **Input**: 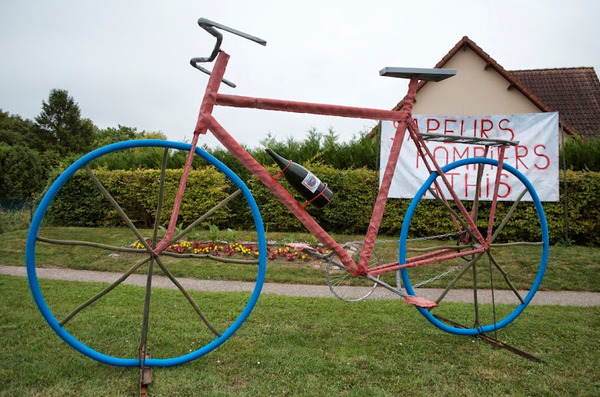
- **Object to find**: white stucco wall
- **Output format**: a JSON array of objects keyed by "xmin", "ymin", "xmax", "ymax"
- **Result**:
[{"xmin": 413, "ymin": 46, "xmax": 542, "ymax": 116}]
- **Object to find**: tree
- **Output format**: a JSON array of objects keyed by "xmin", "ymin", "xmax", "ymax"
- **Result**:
[
  {"xmin": 0, "ymin": 145, "xmax": 43, "ymax": 199},
  {"xmin": 35, "ymin": 89, "xmax": 95, "ymax": 156},
  {"xmin": 93, "ymin": 125, "xmax": 137, "ymax": 148},
  {"xmin": 0, "ymin": 109, "xmax": 35, "ymax": 147},
  {"xmin": 92, "ymin": 125, "xmax": 167, "ymax": 149}
]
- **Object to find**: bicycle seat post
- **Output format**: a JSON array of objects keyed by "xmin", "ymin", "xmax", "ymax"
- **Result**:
[
  {"xmin": 403, "ymin": 76, "xmax": 419, "ymax": 116},
  {"xmin": 359, "ymin": 68, "xmax": 455, "ymax": 274}
]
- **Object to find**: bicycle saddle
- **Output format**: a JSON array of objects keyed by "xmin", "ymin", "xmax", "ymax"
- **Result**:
[{"xmin": 380, "ymin": 67, "xmax": 456, "ymax": 82}]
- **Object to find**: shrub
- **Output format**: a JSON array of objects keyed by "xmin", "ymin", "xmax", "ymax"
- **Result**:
[
  {"xmin": 561, "ymin": 136, "xmax": 600, "ymax": 171},
  {"xmin": 0, "ymin": 207, "xmax": 31, "ymax": 233},
  {"xmin": 43, "ymin": 168, "xmax": 231, "ymax": 229},
  {"xmin": 40, "ymin": 166, "xmax": 600, "ymax": 246},
  {"xmin": 553, "ymin": 170, "xmax": 600, "ymax": 245},
  {"xmin": 0, "ymin": 145, "xmax": 44, "ymax": 199}
]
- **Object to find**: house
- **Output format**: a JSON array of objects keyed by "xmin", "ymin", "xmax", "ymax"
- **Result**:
[{"xmin": 388, "ymin": 36, "xmax": 600, "ymax": 141}]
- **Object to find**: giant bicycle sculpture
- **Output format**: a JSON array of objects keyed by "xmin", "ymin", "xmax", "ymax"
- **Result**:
[{"xmin": 26, "ymin": 19, "xmax": 548, "ymax": 374}]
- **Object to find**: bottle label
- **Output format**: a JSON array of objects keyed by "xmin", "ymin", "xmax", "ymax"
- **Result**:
[{"xmin": 302, "ymin": 172, "xmax": 321, "ymax": 193}]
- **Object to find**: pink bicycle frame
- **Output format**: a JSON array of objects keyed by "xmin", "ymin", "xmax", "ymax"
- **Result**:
[{"xmin": 155, "ymin": 50, "xmax": 492, "ymax": 278}]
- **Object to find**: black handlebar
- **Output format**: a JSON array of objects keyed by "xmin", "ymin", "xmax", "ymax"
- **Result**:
[
  {"xmin": 200, "ymin": 18, "xmax": 266, "ymax": 49},
  {"xmin": 190, "ymin": 18, "xmax": 267, "ymax": 88}
]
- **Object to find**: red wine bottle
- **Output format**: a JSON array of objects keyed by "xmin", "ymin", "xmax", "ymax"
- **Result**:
[{"xmin": 266, "ymin": 148, "xmax": 333, "ymax": 209}]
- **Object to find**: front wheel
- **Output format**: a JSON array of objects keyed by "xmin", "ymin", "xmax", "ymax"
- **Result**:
[
  {"xmin": 399, "ymin": 158, "xmax": 549, "ymax": 335},
  {"xmin": 26, "ymin": 140, "xmax": 267, "ymax": 367}
]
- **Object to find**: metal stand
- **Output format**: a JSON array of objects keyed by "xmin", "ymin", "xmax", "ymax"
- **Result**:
[
  {"xmin": 433, "ymin": 314, "xmax": 544, "ymax": 363},
  {"xmin": 139, "ymin": 348, "xmax": 153, "ymax": 397}
]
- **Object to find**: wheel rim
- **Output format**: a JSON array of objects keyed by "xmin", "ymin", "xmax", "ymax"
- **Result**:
[
  {"xmin": 399, "ymin": 158, "xmax": 549, "ymax": 335},
  {"xmin": 26, "ymin": 140, "xmax": 267, "ymax": 367}
]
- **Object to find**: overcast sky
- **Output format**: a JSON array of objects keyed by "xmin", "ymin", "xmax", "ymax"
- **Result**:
[{"xmin": 1, "ymin": 0, "xmax": 599, "ymax": 148}]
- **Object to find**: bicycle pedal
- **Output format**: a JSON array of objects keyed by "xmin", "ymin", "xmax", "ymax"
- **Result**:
[{"xmin": 402, "ymin": 296, "xmax": 437, "ymax": 308}]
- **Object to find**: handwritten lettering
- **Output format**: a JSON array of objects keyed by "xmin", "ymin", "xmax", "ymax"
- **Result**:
[{"xmin": 380, "ymin": 113, "xmax": 559, "ymax": 201}]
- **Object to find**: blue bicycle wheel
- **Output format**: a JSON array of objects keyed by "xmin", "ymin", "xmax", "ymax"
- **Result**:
[
  {"xmin": 399, "ymin": 158, "xmax": 549, "ymax": 335},
  {"xmin": 26, "ymin": 140, "xmax": 267, "ymax": 367}
]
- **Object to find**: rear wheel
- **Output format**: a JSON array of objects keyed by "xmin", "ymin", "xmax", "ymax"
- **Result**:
[{"xmin": 399, "ymin": 158, "xmax": 549, "ymax": 335}]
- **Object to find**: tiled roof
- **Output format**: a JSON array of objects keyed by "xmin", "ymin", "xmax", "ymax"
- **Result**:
[{"xmin": 511, "ymin": 68, "xmax": 600, "ymax": 140}]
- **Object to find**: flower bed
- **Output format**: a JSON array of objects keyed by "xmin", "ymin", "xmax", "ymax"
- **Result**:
[{"xmin": 132, "ymin": 240, "xmax": 330, "ymax": 262}]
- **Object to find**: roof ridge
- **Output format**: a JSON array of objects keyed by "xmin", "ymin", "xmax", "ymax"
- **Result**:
[{"xmin": 511, "ymin": 67, "xmax": 596, "ymax": 73}]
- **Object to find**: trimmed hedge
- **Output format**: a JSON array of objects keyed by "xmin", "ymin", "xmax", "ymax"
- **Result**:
[
  {"xmin": 44, "ymin": 169, "xmax": 231, "ymax": 228},
  {"xmin": 43, "ymin": 167, "xmax": 600, "ymax": 246},
  {"xmin": 547, "ymin": 170, "xmax": 600, "ymax": 246}
]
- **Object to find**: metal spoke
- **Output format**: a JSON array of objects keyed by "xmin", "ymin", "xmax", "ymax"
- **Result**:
[
  {"xmin": 434, "ymin": 252, "xmax": 483, "ymax": 304},
  {"xmin": 139, "ymin": 148, "xmax": 169, "ymax": 370},
  {"xmin": 472, "ymin": 253, "xmax": 480, "ymax": 327},
  {"xmin": 152, "ymin": 148, "xmax": 170, "ymax": 246},
  {"xmin": 487, "ymin": 251, "xmax": 525, "ymax": 304},
  {"xmin": 490, "ymin": 241, "xmax": 544, "ymax": 248},
  {"xmin": 85, "ymin": 166, "xmax": 152, "ymax": 254},
  {"xmin": 406, "ymin": 244, "xmax": 471, "ymax": 253},
  {"xmin": 37, "ymin": 236, "xmax": 259, "ymax": 264},
  {"xmin": 36, "ymin": 236, "xmax": 142, "ymax": 253},
  {"xmin": 154, "ymin": 256, "xmax": 221, "ymax": 337},
  {"xmin": 487, "ymin": 251, "xmax": 498, "ymax": 338},
  {"xmin": 471, "ymin": 162, "xmax": 485, "ymax": 223},
  {"xmin": 331, "ymin": 274, "xmax": 352, "ymax": 287},
  {"xmin": 428, "ymin": 188, "xmax": 479, "ymax": 243},
  {"xmin": 160, "ymin": 251, "xmax": 259, "ymax": 264},
  {"xmin": 490, "ymin": 188, "xmax": 528, "ymax": 243},
  {"xmin": 60, "ymin": 256, "xmax": 152, "ymax": 326},
  {"xmin": 170, "ymin": 189, "xmax": 242, "ymax": 244}
]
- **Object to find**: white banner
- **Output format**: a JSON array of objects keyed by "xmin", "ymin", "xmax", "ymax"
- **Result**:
[{"xmin": 380, "ymin": 113, "xmax": 559, "ymax": 201}]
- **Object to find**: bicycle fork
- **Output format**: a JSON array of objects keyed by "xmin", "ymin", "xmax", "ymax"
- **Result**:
[{"xmin": 152, "ymin": 52, "xmax": 231, "ymax": 256}]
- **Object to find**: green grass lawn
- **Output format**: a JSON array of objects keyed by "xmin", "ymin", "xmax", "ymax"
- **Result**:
[
  {"xmin": 1, "ymin": 275, "xmax": 599, "ymax": 396},
  {"xmin": 2, "ymin": 227, "xmax": 599, "ymax": 394}
]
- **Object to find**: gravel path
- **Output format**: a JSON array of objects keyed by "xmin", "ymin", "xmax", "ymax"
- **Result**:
[{"xmin": 3, "ymin": 265, "xmax": 599, "ymax": 306}]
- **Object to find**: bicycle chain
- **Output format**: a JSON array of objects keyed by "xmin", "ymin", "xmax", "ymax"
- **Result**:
[{"xmin": 410, "ymin": 261, "xmax": 470, "ymax": 288}]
